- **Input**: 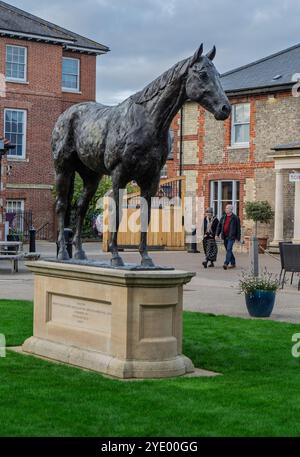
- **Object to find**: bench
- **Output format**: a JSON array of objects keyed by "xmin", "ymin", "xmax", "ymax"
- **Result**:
[{"xmin": 0, "ymin": 241, "xmax": 24, "ymax": 273}]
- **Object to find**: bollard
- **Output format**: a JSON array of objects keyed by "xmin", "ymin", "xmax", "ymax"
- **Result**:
[
  {"xmin": 29, "ymin": 227, "xmax": 36, "ymax": 253},
  {"xmin": 250, "ymin": 235, "xmax": 259, "ymax": 277},
  {"xmin": 56, "ymin": 228, "xmax": 74, "ymax": 259},
  {"xmin": 187, "ymin": 225, "xmax": 199, "ymax": 253}
]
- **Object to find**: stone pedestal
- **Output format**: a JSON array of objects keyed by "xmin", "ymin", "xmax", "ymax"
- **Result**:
[{"xmin": 23, "ymin": 261, "xmax": 195, "ymax": 379}]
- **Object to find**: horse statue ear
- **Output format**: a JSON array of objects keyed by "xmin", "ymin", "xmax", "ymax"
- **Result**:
[
  {"xmin": 190, "ymin": 43, "xmax": 203, "ymax": 66},
  {"xmin": 206, "ymin": 45, "xmax": 216, "ymax": 61}
]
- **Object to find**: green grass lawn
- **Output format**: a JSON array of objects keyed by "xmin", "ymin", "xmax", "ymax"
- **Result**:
[{"xmin": 1, "ymin": 299, "xmax": 300, "ymax": 437}]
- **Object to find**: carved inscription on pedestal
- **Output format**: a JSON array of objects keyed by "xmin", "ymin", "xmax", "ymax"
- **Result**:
[{"xmin": 48, "ymin": 294, "xmax": 111, "ymax": 334}]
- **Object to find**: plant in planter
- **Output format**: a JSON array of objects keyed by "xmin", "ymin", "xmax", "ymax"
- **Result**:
[
  {"xmin": 239, "ymin": 269, "xmax": 280, "ymax": 317},
  {"xmin": 244, "ymin": 201, "xmax": 274, "ymax": 252}
]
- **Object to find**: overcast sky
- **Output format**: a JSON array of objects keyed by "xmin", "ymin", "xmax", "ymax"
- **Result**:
[{"xmin": 7, "ymin": 0, "xmax": 300, "ymax": 104}]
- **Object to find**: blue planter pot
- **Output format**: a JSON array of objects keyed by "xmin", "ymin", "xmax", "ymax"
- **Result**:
[{"xmin": 245, "ymin": 290, "xmax": 276, "ymax": 317}]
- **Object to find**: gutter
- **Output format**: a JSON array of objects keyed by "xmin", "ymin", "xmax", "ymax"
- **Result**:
[
  {"xmin": 0, "ymin": 29, "xmax": 109, "ymax": 54},
  {"xmin": 64, "ymin": 45, "xmax": 109, "ymax": 55},
  {"xmin": 224, "ymin": 83, "xmax": 293, "ymax": 97},
  {"xmin": 0, "ymin": 29, "xmax": 75, "ymax": 44}
]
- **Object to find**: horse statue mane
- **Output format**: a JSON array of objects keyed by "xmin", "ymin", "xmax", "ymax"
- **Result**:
[{"xmin": 132, "ymin": 56, "xmax": 192, "ymax": 104}]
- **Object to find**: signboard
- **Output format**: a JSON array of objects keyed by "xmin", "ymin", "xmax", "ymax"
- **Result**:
[{"xmin": 289, "ymin": 173, "xmax": 300, "ymax": 182}]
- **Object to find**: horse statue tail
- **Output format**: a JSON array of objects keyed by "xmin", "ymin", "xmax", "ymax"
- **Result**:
[
  {"xmin": 52, "ymin": 106, "xmax": 77, "ymax": 163},
  {"xmin": 64, "ymin": 170, "xmax": 75, "ymax": 227}
]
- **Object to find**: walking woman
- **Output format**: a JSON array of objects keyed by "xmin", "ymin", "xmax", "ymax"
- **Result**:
[{"xmin": 202, "ymin": 207, "xmax": 219, "ymax": 268}]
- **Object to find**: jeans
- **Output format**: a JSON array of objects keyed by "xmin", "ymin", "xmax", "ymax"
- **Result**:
[{"xmin": 224, "ymin": 238, "xmax": 236, "ymax": 266}]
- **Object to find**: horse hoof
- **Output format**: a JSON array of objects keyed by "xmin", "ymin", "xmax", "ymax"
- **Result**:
[
  {"xmin": 141, "ymin": 257, "xmax": 155, "ymax": 268},
  {"xmin": 74, "ymin": 250, "xmax": 87, "ymax": 260},
  {"xmin": 57, "ymin": 249, "xmax": 70, "ymax": 261},
  {"xmin": 111, "ymin": 256, "xmax": 124, "ymax": 267}
]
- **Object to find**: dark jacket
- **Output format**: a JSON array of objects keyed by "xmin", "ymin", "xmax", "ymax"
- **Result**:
[
  {"xmin": 203, "ymin": 216, "xmax": 219, "ymax": 238},
  {"xmin": 217, "ymin": 213, "xmax": 241, "ymax": 241}
]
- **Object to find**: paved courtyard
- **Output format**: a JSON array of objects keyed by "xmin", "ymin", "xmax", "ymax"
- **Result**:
[{"xmin": 0, "ymin": 241, "xmax": 299, "ymax": 323}]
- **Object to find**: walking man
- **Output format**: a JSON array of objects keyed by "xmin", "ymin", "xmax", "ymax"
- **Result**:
[{"xmin": 217, "ymin": 204, "xmax": 241, "ymax": 270}]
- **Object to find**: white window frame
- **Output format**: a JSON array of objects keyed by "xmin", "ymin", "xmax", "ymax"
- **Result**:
[
  {"xmin": 6, "ymin": 200, "xmax": 25, "ymax": 233},
  {"xmin": 231, "ymin": 103, "xmax": 250, "ymax": 147},
  {"xmin": 210, "ymin": 180, "xmax": 240, "ymax": 219},
  {"xmin": 4, "ymin": 108, "xmax": 27, "ymax": 160},
  {"xmin": 167, "ymin": 128, "xmax": 174, "ymax": 160},
  {"xmin": 62, "ymin": 57, "xmax": 80, "ymax": 93},
  {"xmin": 5, "ymin": 45, "xmax": 27, "ymax": 83},
  {"xmin": 6, "ymin": 199, "xmax": 24, "ymax": 213},
  {"xmin": 160, "ymin": 165, "xmax": 168, "ymax": 179}
]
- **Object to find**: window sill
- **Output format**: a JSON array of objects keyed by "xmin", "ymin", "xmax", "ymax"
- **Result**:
[
  {"xmin": 62, "ymin": 89, "xmax": 82, "ymax": 94},
  {"xmin": 227, "ymin": 144, "xmax": 249, "ymax": 150},
  {"xmin": 7, "ymin": 157, "xmax": 28, "ymax": 162},
  {"xmin": 6, "ymin": 79, "xmax": 29, "ymax": 85}
]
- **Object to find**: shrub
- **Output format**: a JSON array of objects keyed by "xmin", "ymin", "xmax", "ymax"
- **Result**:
[
  {"xmin": 52, "ymin": 175, "xmax": 140, "ymax": 238},
  {"xmin": 70, "ymin": 175, "xmax": 112, "ymax": 238},
  {"xmin": 239, "ymin": 269, "xmax": 280, "ymax": 295},
  {"xmin": 70, "ymin": 176, "xmax": 139, "ymax": 238}
]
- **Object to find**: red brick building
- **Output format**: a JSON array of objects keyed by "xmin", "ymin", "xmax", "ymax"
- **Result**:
[
  {"xmin": 0, "ymin": 1, "xmax": 109, "ymax": 240},
  {"xmin": 166, "ymin": 43, "xmax": 300, "ymax": 246}
]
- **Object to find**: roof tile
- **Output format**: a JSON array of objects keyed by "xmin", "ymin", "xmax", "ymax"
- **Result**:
[{"xmin": 221, "ymin": 43, "xmax": 300, "ymax": 93}]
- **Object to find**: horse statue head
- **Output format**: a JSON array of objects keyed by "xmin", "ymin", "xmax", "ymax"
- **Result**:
[{"xmin": 185, "ymin": 44, "xmax": 231, "ymax": 120}]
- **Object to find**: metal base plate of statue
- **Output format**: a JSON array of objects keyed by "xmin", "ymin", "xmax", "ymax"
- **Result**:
[
  {"xmin": 23, "ymin": 260, "xmax": 195, "ymax": 379},
  {"xmin": 44, "ymin": 258, "xmax": 175, "ymax": 271}
]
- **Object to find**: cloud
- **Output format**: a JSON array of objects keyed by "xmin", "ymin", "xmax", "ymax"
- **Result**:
[{"xmin": 7, "ymin": 0, "xmax": 300, "ymax": 104}]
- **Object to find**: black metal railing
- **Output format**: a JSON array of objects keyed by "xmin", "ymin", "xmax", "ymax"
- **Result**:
[
  {"xmin": 126, "ymin": 178, "xmax": 183, "ymax": 209},
  {"xmin": 159, "ymin": 179, "xmax": 181, "ymax": 199},
  {"xmin": 5, "ymin": 210, "xmax": 33, "ymax": 241},
  {"xmin": 35, "ymin": 222, "xmax": 50, "ymax": 241}
]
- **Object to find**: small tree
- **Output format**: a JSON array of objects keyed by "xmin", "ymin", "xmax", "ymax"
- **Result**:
[
  {"xmin": 245, "ymin": 201, "xmax": 274, "ymax": 237},
  {"xmin": 245, "ymin": 201, "xmax": 274, "ymax": 277}
]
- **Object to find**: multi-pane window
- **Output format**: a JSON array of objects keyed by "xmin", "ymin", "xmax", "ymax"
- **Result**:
[
  {"xmin": 6, "ymin": 200, "xmax": 25, "ymax": 233},
  {"xmin": 4, "ymin": 109, "xmax": 26, "ymax": 158},
  {"xmin": 62, "ymin": 57, "xmax": 80, "ymax": 91},
  {"xmin": 6, "ymin": 45, "xmax": 27, "ymax": 82},
  {"xmin": 231, "ymin": 103, "xmax": 250, "ymax": 146},
  {"xmin": 210, "ymin": 180, "xmax": 240, "ymax": 219},
  {"xmin": 6, "ymin": 200, "xmax": 24, "ymax": 213}
]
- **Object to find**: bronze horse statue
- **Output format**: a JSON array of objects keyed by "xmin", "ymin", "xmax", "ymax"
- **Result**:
[{"xmin": 52, "ymin": 44, "xmax": 231, "ymax": 267}]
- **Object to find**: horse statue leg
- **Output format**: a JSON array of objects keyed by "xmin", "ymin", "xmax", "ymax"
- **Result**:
[
  {"xmin": 139, "ymin": 178, "xmax": 160, "ymax": 267},
  {"xmin": 109, "ymin": 169, "xmax": 126, "ymax": 267},
  {"xmin": 56, "ymin": 169, "xmax": 73, "ymax": 261},
  {"xmin": 73, "ymin": 169, "xmax": 100, "ymax": 260}
]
